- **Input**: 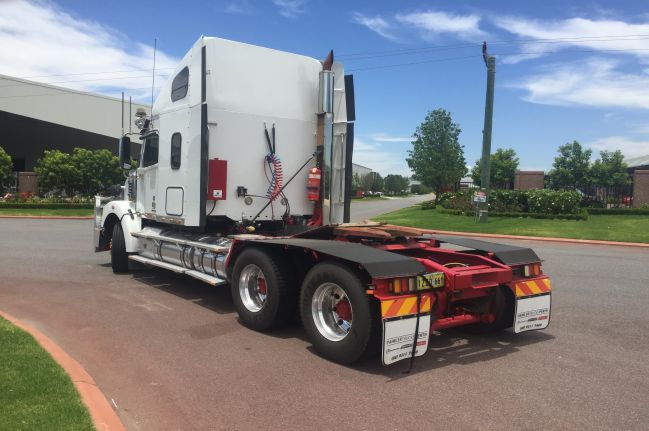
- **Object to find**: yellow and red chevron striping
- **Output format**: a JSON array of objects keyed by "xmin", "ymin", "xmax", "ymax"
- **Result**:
[
  {"xmin": 381, "ymin": 295, "xmax": 432, "ymax": 318},
  {"xmin": 515, "ymin": 278, "xmax": 551, "ymax": 297}
]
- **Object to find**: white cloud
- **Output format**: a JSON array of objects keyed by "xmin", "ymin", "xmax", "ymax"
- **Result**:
[
  {"xmin": 0, "ymin": 0, "xmax": 178, "ymax": 101},
  {"xmin": 351, "ymin": 13, "xmax": 400, "ymax": 42},
  {"xmin": 353, "ymin": 138, "xmax": 412, "ymax": 177},
  {"xmin": 220, "ymin": 1, "xmax": 255, "ymax": 15},
  {"xmin": 272, "ymin": 0, "xmax": 307, "ymax": 19},
  {"xmin": 369, "ymin": 133, "xmax": 412, "ymax": 143},
  {"xmin": 493, "ymin": 16, "xmax": 649, "ymax": 64},
  {"xmin": 509, "ymin": 58, "xmax": 649, "ymax": 110},
  {"xmin": 396, "ymin": 10, "xmax": 486, "ymax": 40},
  {"xmin": 587, "ymin": 136, "xmax": 649, "ymax": 158}
]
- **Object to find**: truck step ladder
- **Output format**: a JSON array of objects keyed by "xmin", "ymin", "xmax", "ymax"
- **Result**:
[{"xmin": 128, "ymin": 255, "xmax": 227, "ymax": 286}]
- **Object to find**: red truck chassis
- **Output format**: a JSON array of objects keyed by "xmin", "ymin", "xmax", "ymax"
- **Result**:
[{"xmin": 224, "ymin": 223, "xmax": 552, "ymax": 366}]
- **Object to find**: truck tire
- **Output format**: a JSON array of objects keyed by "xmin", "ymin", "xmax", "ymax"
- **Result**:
[
  {"xmin": 111, "ymin": 222, "xmax": 129, "ymax": 273},
  {"xmin": 461, "ymin": 285, "xmax": 514, "ymax": 334},
  {"xmin": 300, "ymin": 262, "xmax": 379, "ymax": 364},
  {"xmin": 231, "ymin": 247, "xmax": 297, "ymax": 331}
]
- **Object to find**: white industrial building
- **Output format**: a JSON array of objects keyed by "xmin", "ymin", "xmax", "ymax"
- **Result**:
[
  {"xmin": 0, "ymin": 73, "xmax": 149, "ymax": 171},
  {"xmin": 351, "ymin": 163, "xmax": 372, "ymax": 177}
]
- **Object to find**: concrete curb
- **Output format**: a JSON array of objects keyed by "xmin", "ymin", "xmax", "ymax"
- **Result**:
[
  {"xmin": 0, "ymin": 311, "xmax": 126, "ymax": 431},
  {"xmin": 0, "ymin": 215, "xmax": 93, "ymax": 220},
  {"xmin": 381, "ymin": 224, "xmax": 649, "ymax": 248}
]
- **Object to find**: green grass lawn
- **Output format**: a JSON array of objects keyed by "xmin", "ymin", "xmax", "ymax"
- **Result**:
[
  {"xmin": 0, "ymin": 208, "xmax": 93, "ymax": 217},
  {"xmin": 0, "ymin": 317, "xmax": 94, "ymax": 431},
  {"xmin": 374, "ymin": 206, "xmax": 649, "ymax": 243}
]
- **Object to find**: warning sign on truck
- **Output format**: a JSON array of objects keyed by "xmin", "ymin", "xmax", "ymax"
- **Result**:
[{"xmin": 382, "ymin": 314, "xmax": 431, "ymax": 365}]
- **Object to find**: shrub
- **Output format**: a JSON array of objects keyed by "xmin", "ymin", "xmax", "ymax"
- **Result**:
[
  {"xmin": 439, "ymin": 191, "xmax": 473, "ymax": 211},
  {"xmin": 411, "ymin": 184, "xmax": 432, "ymax": 194},
  {"xmin": 587, "ymin": 208, "xmax": 649, "ymax": 216},
  {"xmin": 437, "ymin": 207, "xmax": 587, "ymax": 220},
  {"xmin": 438, "ymin": 189, "xmax": 581, "ymax": 215},
  {"xmin": 0, "ymin": 146, "xmax": 13, "ymax": 194},
  {"xmin": 488, "ymin": 190, "xmax": 526, "ymax": 212},
  {"xmin": 421, "ymin": 200, "xmax": 436, "ymax": 210},
  {"xmin": 0, "ymin": 202, "xmax": 93, "ymax": 209},
  {"xmin": 526, "ymin": 189, "xmax": 581, "ymax": 214}
]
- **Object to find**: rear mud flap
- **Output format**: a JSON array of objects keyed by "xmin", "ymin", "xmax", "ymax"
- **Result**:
[{"xmin": 382, "ymin": 314, "xmax": 431, "ymax": 365}]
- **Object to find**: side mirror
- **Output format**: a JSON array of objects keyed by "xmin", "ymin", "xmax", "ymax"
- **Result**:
[{"xmin": 118, "ymin": 136, "xmax": 131, "ymax": 170}]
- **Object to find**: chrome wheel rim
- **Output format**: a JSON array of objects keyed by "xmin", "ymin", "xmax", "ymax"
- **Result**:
[
  {"xmin": 239, "ymin": 264, "xmax": 267, "ymax": 312},
  {"xmin": 311, "ymin": 283, "xmax": 353, "ymax": 342}
]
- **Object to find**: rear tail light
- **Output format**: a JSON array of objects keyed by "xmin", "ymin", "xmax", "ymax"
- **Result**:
[
  {"xmin": 389, "ymin": 277, "xmax": 416, "ymax": 294},
  {"xmin": 523, "ymin": 263, "xmax": 542, "ymax": 277}
]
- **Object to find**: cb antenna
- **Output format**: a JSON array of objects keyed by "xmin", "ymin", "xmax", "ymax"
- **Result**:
[
  {"xmin": 151, "ymin": 38, "xmax": 157, "ymax": 108},
  {"xmin": 121, "ymin": 91, "xmax": 124, "ymax": 135},
  {"xmin": 129, "ymin": 96, "xmax": 132, "ymax": 134}
]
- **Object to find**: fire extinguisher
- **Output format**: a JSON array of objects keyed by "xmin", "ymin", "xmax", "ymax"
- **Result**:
[{"xmin": 307, "ymin": 167, "xmax": 321, "ymax": 202}]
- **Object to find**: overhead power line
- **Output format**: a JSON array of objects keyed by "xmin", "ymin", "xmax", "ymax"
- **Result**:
[
  {"xmin": 338, "ymin": 34, "xmax": 649, "ymax": 60},
  {"xmin": 348, "ymin": 46, "xmax": 649, "ymax": 73}
]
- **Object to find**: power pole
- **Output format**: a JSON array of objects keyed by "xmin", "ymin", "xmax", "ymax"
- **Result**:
[{"xmin": 479, "ymin": 42, "xmax": 495, "ymax": 223}]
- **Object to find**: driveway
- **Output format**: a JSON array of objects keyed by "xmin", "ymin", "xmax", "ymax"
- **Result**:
[{"xmin": 0, "ymin": 219, "xmax": 648, "ymax": 430}]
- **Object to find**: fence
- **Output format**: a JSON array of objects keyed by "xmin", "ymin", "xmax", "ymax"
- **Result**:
[
  {"xmin": 579, "ymin": 183, "xmax": 634, "ymax": 208},
  {"xmin": 453, "ymin": 181, "xmax": 479, "ymax": 192}
]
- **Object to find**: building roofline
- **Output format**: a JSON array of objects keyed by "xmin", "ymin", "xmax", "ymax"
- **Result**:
[
  {"xmin": 0, "ymin": 73, "xmax": 151, "ymax": 108},
  {"xmin": 352, "ymin": 162, "xmax": 372, "ymax": 170}
]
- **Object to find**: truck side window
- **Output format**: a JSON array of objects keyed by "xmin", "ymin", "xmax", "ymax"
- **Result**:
[
  {"xmin": 171, "ymin": 133, "xmax": 181, "ymax": 169},
  {"xmin": 142, "ymin": 134, "xmax": 159, "ymax": 167},
  {"xmin": 171, "ymin": 67, "xmax": 189, "ymax": 102}
]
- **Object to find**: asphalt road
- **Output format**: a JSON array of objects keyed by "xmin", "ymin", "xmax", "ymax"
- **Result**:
[
  {"xmin": 1, "ymin": 219, "xmax": 648, "ymax": 430},
  {"xmin": 350, "ymin": 194, "xmax": 432, "ymax": 222}
]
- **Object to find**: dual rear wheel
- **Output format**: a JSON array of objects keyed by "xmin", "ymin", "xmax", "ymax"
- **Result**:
[{"xmin": 231, "ymin": 249, "xmax": 378, "ymax": 364}]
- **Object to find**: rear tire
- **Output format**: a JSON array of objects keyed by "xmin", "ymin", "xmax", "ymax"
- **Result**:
[
  {"xmin": 231, "ymin": 247, "xmax": 297, "ymax": 331},
  {"xmin": 111, "ymin": 222, "xmax": 129, "ymax": 273},
  {"xmin": 460, "ymin": 285, "xmax": 514, "ymax": 334},
  {"xmin": 300, "ymin": 262, "xmax": 379, "ymax": 364}
]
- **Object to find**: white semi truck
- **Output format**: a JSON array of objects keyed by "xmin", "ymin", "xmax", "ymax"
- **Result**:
[{"xmin": 95, "ymin": 36, "xmax": 552, "ymax": 366}]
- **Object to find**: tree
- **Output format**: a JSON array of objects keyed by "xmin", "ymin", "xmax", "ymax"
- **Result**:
[
  {"xmin": 351, "ymin": 172, "xmax": 362, "ymax": 196},
  {"xmin": 35, "ymin": 148, "xmax": 124, "ymax": 196},
  {"xmin": 548, "ymin": 141, "xmax": 592, "ymax": 190},
  {"xmin": 361, "ymin": 172, "xmax": 384, "ymax": 193},
  {"xmin": 35, "ymin": 150, "xmax": 79, "ymax": 196},
  {"xmin": 406, "ymin": 109, "xmax": 467, "ymax": 201},
  {"xmin": 71, "ymin": 148, "xmax": 123, "ymax": 196},
  {"xmin": 384, "ymin": 174, "xmax": 410, "ymax": 195},
  {"xmin": 0, "ymin": 146, "xmax": 13, "ymax": 194},
  {"xmin": 590, "ymin": 150, "xmax": 631, "ymax": 188},
  {"xmin": 470, "ymin": 148, "xmax": 519, "ymax": 189}
]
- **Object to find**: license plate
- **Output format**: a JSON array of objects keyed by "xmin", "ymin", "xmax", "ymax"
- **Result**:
[
  {"xmin": 514, "ymin": 293, "xmax": 551, "ymax": 333},
  {"xmin": 417, "ymin": 272, "xmax": 444, "ymax": 290}
]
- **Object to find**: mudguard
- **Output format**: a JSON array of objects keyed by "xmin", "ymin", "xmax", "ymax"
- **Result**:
[{"xmin": 97, "ymin": 200, "xmax": 142, "ymax": 253}]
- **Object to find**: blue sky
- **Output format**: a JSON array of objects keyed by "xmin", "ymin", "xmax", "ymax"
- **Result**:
[{"xmin": 2, "ymin": 0, "xmax": 649, "ymax": 176}]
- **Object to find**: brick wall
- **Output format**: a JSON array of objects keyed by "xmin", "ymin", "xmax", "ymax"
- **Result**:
[
  {"xmin": 632, "ymin": 170, "xmax": 649, "ymax": 208},
  {"xmin": 17, "ymin": 172, "xmax": 38, "ymax": 194},
  {"xmin": 514, "ymin": 171, "xmax": 545, "ymax": 190}
]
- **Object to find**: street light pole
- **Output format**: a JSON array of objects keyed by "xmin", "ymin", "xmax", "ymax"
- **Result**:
[{"xmin": 479, "ymin": 42, "xmax": 495, "ymax": 223}]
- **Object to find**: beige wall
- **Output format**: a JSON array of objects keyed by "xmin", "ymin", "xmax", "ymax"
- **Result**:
[
  {"xmin": 514, "ymin": 171, "xmax": 545, "ymax": 190},
  {"xmin": 0, "ymin": 74, "xmax": 149, "ymax": 138}
]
